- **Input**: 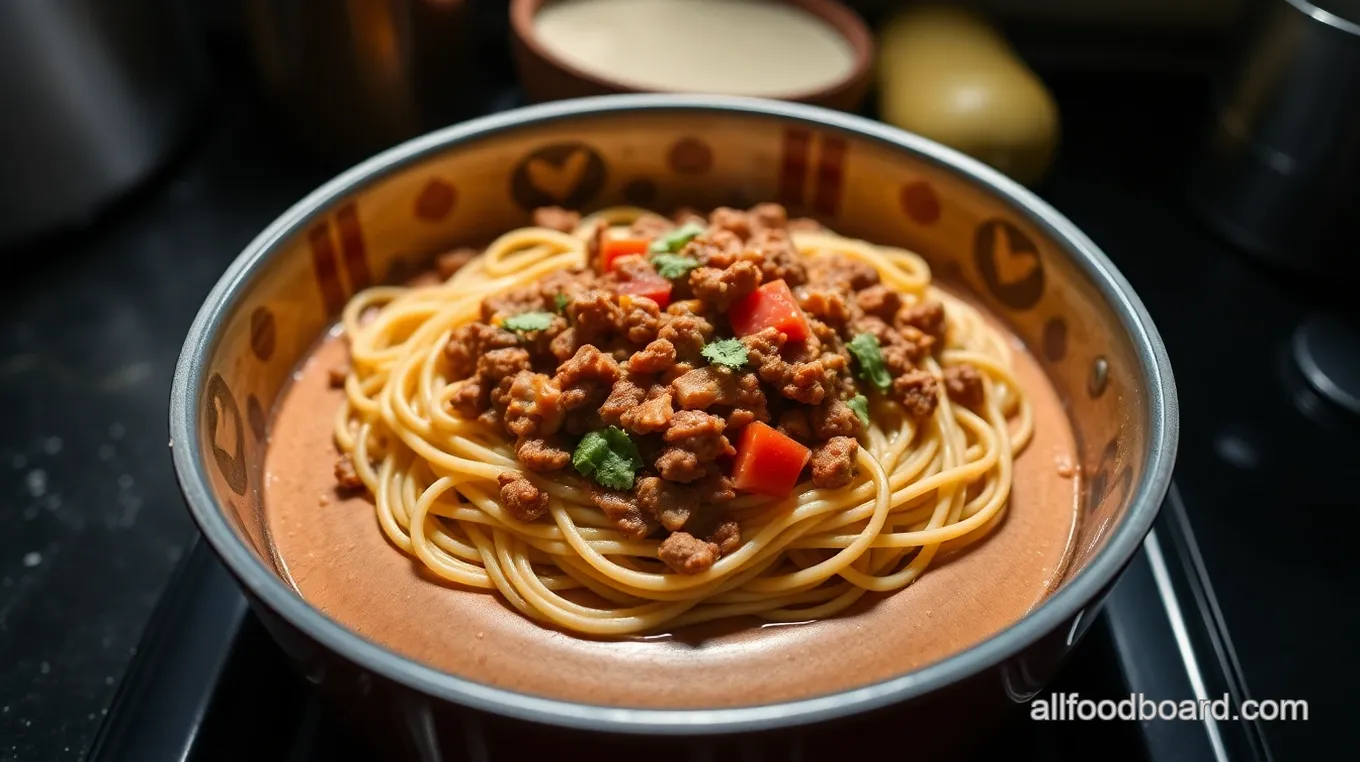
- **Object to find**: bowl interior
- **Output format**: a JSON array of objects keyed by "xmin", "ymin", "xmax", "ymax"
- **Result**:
[{"xmin": 176, "ymin": 97, "xmax": 1169, "ymax": 718}]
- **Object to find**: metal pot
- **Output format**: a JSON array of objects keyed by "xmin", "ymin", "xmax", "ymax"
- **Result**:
[
  {"xmin": 170, "ymin": 95, "xmax": 1177, "ymax": 760},
  {"xmin": 0, "ymin": 0, "xmax": 204, "ymax": 246},
  {"xmin": 1188, "ymin": 0, "xmax": 1360, "ymax": 276}
]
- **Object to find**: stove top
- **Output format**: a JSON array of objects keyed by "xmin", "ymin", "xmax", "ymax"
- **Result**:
[{"xmin": 1, "ymin": 61, "xmax": 1350, "ymax": 762}]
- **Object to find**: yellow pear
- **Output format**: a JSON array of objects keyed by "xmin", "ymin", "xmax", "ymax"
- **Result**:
[{"xmin": 877, "ymin": 4, "xmax": 1060, "ymax": 186}]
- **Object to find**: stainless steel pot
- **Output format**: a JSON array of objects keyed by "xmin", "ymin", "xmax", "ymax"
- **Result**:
[
  {"xmin": 170, "ymin": 95, "xmax": 1177, "ymax": 760},
  {"xmin": 1188, "ymin": 0, "xmax": 1360, "ymax": 275},
  {"xmin": 0, "ymin": 0, "xmax": 204, "ymax": 246}
]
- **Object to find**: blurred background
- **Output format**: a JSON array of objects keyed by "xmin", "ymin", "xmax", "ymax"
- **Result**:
[
  {"xmin": 2, "ymin": 1, "xmax": 1357, "ymax": 761},
  {"xmin": 0, "ymin": 0, "xmax": 1276, "ymax": 247}
]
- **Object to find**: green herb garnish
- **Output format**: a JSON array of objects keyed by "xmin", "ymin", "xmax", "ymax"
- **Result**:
[
  {"xmin": 700, "ymin": 338, "xmax": 749, "ymax": 370},
  {"xmin": 650, "ymin": 252, "xmax": 701, "ymax": 280},
  {"xmin": 847, "ymin": 394, "xmax": 870, "ymax": 427},
  {"xmin": 553, "ymin": 293, "xmax": 569, "ymax": 313},
  {"xmin": 648, "ymin": 221, "xmax": 706, "ymax": 254},
  {"xmin": 503, "ymin": 311, "xmax": 555, "ymax": 332},
  {"xmin": 572, "ymin": 427, "xmax": 644, "ymax": 490},
  {"xmin": 847, "ymin": 333, "xmax": 893, "ymax": 392}
]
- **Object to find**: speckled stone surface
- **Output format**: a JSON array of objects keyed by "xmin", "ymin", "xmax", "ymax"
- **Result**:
[{"xmin": 0, "ymin": 94, "xmax": 333, "ymax": 762}]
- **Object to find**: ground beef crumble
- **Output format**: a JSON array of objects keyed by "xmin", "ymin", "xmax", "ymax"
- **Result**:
[
  {"xmin": 856, "ymin": 285, "xmax": 902, "ymax": 321},
  {"xmin": 328, "ymin": 365, "xmax": 349, "ymax": 388},
  {"xmin": 515, "ymin": 436, "xmax": 572, "ymax": 472},
  {"xmin": 657, "ymin": 313, "xmax": 714, "ymax": 363},
  {"xmin": 708, "ymin": 520, "xmax": 742, "ymax": 555},
  {"xmin": 664, "ymin": 410, "xmax": 734, "ymax": 461},
  {"xmin": 334, "ymin": 454, "xmax": 364, "ymax": 491},
  {"xmin": 658, "ymin": 532, "xmax": 721, "ymax": 574},
  {"xmin": 810, "ymin": 436, "xmax": 859, "ymax": 489},
  {"xmin": 899, "ymin": 300, "xmax": 947, "ymax": 342},
  {"xmin": 894, "ymin": 370, "xmax": 940, "ymax": 419},
  {"xmin": 620, "ymin": 391, "xmax": 674, "ymax": 435},
  {"xmin": 811, "ymin": 398, "xmax": 862, "ymax": 440},
  {"xmin": 445, "ymin": 323, "xmax": 519, "ymax": 379},
  {"xmin": 943, "ymin": 363, "xmax": 985, "ymax": 409},
  {"xmin": 343, "ymin": 203, "xmax": 974, "ymax": 572},
  {"xmin": 749, "ymin": 228, "xmax": 807, "ymax": 287},
  {"xmin": 498, "ymin": 471, "xmax": 549, "ymax": 521},
  {"xmin": 627, "ymin": 338, "xmax": 677, "ymax": 375},
  {"xmin": 590, "ymin": 489, "xmax": 659, "ymax": 540},
  {"xmin": 689, "ymin": 261, "xmax": 762, "ymax": 311},
  {"xmin": 798, "ymin": 287, "xmax": 856, "ymax": 329}
]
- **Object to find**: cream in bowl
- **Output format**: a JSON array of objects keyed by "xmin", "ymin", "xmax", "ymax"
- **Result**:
[
  {"xmin": 512, "ymin": 0, "xmax": 875, "ymax": 111},
  {"xmin": 535, "ymin": 0, "xmax": 856, "ymax": 96}
]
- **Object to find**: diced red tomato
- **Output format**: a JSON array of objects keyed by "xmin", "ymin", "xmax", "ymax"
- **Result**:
[
  {"xmin": 731, "ymin": 421, "xmax": 811, "ymax": 497},
  {"xmin": 601, "ymin": 237, "xmax": 650, "ymax": 272},
  {"xmin": 727, "ymin": 280, "xmax": 811, "ymax": 342},
  {"xmin": 616, "ymin": 277, "xmax": 673, "ymax": 309}
]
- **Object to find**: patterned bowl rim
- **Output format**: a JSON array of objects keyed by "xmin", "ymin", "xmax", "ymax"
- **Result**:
[{"xmin": 170, "ymin": 93, "xmax": 1178, "ymax": 734}]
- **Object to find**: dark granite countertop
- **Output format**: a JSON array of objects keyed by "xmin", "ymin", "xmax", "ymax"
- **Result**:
[{"xmin": 0, "ymin": 91, "xmax": 334, "ymax": 762}]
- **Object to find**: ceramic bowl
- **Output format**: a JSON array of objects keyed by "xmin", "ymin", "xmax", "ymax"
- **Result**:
[{"xmin": 170, "ymin": 94, "xmax": 1176, "ymax": 760}]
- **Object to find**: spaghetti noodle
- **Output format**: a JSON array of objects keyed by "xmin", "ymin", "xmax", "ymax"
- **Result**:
[{"xmin": 331, "ymin": 206, "xmax": 1032, "ymax": 636}]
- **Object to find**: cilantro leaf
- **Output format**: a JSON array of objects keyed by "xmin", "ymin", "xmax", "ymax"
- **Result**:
[
  {"xmin": 847, "ymin": 333, "xmax": 893, "ymax": 392},
  {"xmin": 650, "ymin": 252, "xmax": 701, "ymax": 280},
  {"xmin": 553, "ymin": 293, "xmax": 569, "ymax": 313},
  {"xmin": 648, "ymin": 221, "xmax": 706, "ymax": 254},
  {"xmin": 503, "ymin": 311, "xmax": 555, "ymax": 332},
  {"xmin": 701, "ymin": 338, "xmax": 749, "ymax": 370},
  {"xmin": 572, "ymin": 427, "xmax": 643, "ymax": 491},
  {"xmin": 847, "ymin": 394, "xmax": 870, "ymax": 428}
]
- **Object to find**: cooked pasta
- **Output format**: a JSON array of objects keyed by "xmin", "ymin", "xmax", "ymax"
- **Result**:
[{"xmin": 330, "ymin": 204, "xmax": 1031, "ymax": 636}]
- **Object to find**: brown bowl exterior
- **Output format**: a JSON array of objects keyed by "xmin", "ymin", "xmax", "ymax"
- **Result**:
[
  {"xmin": 170, "ymin": 95, "xmax": 1176, "ymax": 758},
  {"xmin": 247, "ymin": 582, "xmax": 1108, "ymax": 762},
  {"xmin": 510, "ymin": 0, "xmax": 875, "ymax": 113}
]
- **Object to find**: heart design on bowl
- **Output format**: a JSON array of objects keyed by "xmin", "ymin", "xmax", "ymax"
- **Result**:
[
  {"xmin": 992, "ymin": 231, "xmax": 1039, "ymax": 286},
  {"xmin": 204, "ymin": 373, "xmax": 247, "ymax": 496},
  {"xmin": 974, "ymin": 218, "xmax": 1045, "ymax": 310},
  {"xmin": 526, "ymin": 149, "xmax": 589, "ymax": 201},
  {"xmin": 511, "ymin": 142, "xmax": 607, "ymax": 211}
]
